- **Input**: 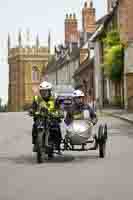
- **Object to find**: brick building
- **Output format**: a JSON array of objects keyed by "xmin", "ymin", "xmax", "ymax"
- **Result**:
[
  {"xmin": 90, "ymin": 10, "xmax": 121, "ymax": 108},
  {"xmin": 117, "ymin": 0, "xmax": 133, "ymax": 109},
  {"xmin": 73, "ymin": 1, "xmax": 96, "ymax": 104},
  {"xmin": 8, "ymin": 32, "xmax": 49, "ymax": 111},
  {"xmin": 90, "ymin": 0, "xmax": 133, "ymax": 109},
  {"xmin": 106, "ymin": 0, "xmax": 133, "ymax": 109}
]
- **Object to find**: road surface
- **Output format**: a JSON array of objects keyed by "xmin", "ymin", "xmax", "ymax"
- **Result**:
[{"xmin": 0, "ymin": 112, "xmax": 133, "ymax": 200}]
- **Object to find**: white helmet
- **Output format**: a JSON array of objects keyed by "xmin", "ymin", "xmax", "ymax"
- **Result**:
[
  {"xmin": 73, "ymin": 89, "xmax": 85, "ymax": 97},
  {"xmin": 39, "ymin": 81, "xmax": 52, "ymax": 90}
]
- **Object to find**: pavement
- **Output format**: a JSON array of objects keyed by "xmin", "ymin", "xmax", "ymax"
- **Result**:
[{"xmin": 99, "ymin": 108, "xmax": 133, "ymax": 124}]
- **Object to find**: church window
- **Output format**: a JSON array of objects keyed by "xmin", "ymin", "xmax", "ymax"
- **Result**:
[{"xmin": 32, "ymin": 66, "xmax": 40, "ymax": 82}]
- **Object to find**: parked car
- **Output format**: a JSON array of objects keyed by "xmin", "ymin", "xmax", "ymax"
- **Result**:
[{"xmin": 53, "ymin": 85, "xmax": 74, "ymax": 110}]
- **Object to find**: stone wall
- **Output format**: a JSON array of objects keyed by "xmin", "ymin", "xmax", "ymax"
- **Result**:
[{"xmin": 8, "ymin": 46, "xmax": 49, "ymax": 111}]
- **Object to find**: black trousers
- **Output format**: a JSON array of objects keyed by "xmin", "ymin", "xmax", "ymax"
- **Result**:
[
  {"xmin": 49, "ymin": 125, "xmax": 62, "ymax": 150},
  {"xmin": 32, "ymin": 118, "xmax": 38, "ymax": 144},
  {"xmin": 32, "ymin": 118, "xmax": 62, "ymax": 150}
]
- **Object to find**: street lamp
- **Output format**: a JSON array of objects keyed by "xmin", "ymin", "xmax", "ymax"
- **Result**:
[{"xmin": 83, "ymin": 80, "xmax": 87, "ymax": 103}]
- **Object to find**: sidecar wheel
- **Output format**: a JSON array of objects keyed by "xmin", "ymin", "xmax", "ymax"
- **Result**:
[
  {"xmin": 99, "ymin": 143, "xmax": 106, "ymax": 158},
  {"xmin": 98, "ymin": 125, "xmax": 103, "ymax": 141},
  {"xmin": 98, "ymin": 125, "xmax": 106, "ymax": 158}
]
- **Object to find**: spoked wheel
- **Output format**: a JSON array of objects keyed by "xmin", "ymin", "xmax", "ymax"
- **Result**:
[
  {"xmin": 36, "ymin": 131, "xmax": 44, "ymax": 163},
  {"xmin": 47, "ymin": 146, "xmax": 54, "ymax": 160},
  {"xmin": 98, "ymin": 124, "xmax": 107, "ymax": 158},
  {"xmin": 63, "ymin": 138, "xmax": 70, "ymax": 150}
]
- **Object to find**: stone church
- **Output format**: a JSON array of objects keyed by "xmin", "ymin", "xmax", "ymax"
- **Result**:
[{"xmin": 8, "ymin": 32, "xmax": 49, "ymax": 111}]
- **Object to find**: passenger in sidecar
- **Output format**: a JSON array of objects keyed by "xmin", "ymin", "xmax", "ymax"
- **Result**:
[
  {"xmin": 64, "ymin": 89, "xmax": 97, "ymax": 126},
  {"xmin": 64, "ymin": 89, "xmax": 98, "ymax": 148}
]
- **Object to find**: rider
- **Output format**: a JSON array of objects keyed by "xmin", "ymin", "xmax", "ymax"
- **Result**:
[{"xmin": 30, "ymin": 81, "xmax": 62, "ymax": 153}]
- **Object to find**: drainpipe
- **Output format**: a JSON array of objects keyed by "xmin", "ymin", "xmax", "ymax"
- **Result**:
[
  {"xmin": 102, "ymin": 67, "xmax": 105, "ymax": 108},
  {"xmin": 120, "ymin": 44, "xmax": 128, "ymax": 110},
  {"xmin": 92, "ymin": 70, "xmax": 95, "ymax": 110},
  {"xmin": 122, "ymin": 46, "xmax": 125, "ymax": 109},
  {"xmin": 123, "ymin": 47, "xmax": 128, "ymax": 110},
  {"xmin": 56, "ymin": 70, "xmax": 58, "ymax": 85}
]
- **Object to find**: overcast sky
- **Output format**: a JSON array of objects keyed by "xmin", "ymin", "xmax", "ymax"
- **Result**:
[{"xmin": 0, "ymin": 0, "xmax": 107, "ymax": 104}]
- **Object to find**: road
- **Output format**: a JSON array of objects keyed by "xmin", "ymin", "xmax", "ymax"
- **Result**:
[{"xmin": 0, "ymin": 112, "xmax": 133, "ymax": 200}]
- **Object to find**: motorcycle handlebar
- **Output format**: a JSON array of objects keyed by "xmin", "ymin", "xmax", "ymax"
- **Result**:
[{"xmin": 39, "ymin": 109, "xmax": 62, "ymax": 121}]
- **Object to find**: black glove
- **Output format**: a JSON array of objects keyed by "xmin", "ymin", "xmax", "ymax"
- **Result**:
[
  {"xmin": 92, "ymin": 117, "xmax": 98, "ymax": 125},
  {"xmin": 40, "ymin": 107, "xmax": 48, "ymax": 115}
]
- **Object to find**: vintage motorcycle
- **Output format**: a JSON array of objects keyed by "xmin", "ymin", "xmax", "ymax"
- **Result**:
[
  {"xmin": 30, "ymin": 108, "xmax": 107, "ymax": 163},
  {"xmin": 33, "ymin": 108, "xmax": 62, "ymax": 163}
]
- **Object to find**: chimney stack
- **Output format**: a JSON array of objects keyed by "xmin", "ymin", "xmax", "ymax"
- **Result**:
[
  {"xmin": 82, "ymin": 0, "xmax": 96, "ymax": 33},
  {"xmin": 65, "ymin": 13, "xmax": 79, "ymax": 47}
]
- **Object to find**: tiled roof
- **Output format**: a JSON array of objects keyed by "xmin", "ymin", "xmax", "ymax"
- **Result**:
[
  {"xmin": 90, "ymin": 10, "xmax": 116, "ymax": 42},
  {"xmin": 96, "ymin": 14, "xmax": 110, "ymax": 26},
  {"xmin": 45, "ymin": 48, "xmax": 80, "ymax": 74}
]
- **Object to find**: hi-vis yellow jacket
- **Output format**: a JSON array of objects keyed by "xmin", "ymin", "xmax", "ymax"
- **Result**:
[{"xmin": 32, "ymin": 95, "xmax": 58, "ymax": 116}]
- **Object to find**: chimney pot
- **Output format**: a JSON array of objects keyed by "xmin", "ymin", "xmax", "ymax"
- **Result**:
[
  {"xmin": 84, "ymin": 1, "xmax": 87, "ymax": 8},
  {"xmin": 66, "ymin": 14, "xmax": 68, "ymax": 19}
]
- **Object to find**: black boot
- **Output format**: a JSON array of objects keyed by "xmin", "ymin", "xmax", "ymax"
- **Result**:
[{"xmin": 32, "ymin": 124, "xmax": 37, "ymax": 152}]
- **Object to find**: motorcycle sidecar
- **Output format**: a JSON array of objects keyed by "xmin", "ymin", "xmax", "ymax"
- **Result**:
[{"xmin": 61, "ymin": 120, "xmax": 108, "ymax": 158}]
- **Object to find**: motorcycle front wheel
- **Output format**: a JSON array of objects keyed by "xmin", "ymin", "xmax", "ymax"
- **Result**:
[{"xmin": 36, "ymin": 131, "xmax": 44, "ymax": 163}]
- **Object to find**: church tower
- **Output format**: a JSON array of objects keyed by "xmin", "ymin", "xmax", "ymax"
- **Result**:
[
  {"xmin": 8, "ymin": 31, "xmax": 49, "ymax": 111},
  {"xmin": 82, "ymin": 0, "xmax": 96, "ymax": 33}
]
